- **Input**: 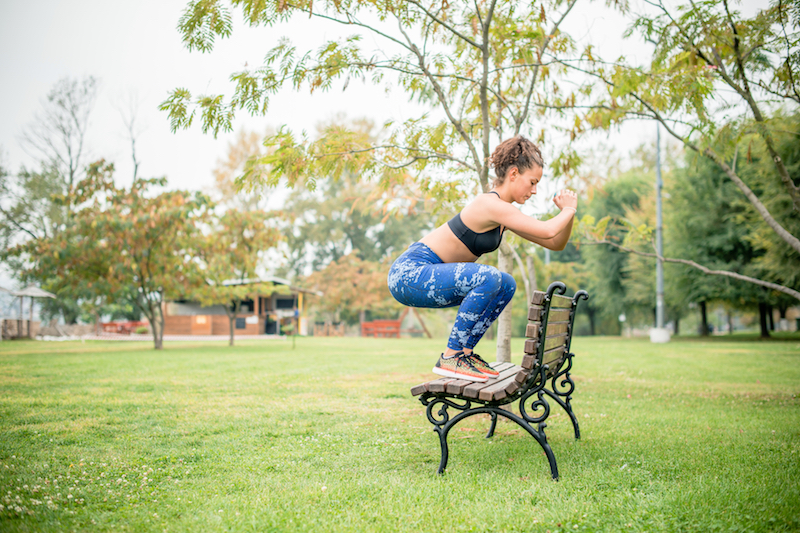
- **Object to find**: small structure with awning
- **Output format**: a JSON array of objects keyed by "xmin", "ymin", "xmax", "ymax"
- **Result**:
[
  {"xmin": 163, "ymin": 276, "xmax": 322, "ymax": 336},
  {"xmin": 0, "ymin": 285, "xmax": 56, "ymax": 339}
]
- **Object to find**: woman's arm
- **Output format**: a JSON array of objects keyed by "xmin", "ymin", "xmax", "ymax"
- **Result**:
[{"xmin": 489, "ymin": 190, "xmax": 578, "ymax": 250}]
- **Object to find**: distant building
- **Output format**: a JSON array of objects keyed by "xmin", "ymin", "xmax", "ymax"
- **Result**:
[{"xmin": 163, "ymin": 276, "xmax": 321, "ymax": 336}]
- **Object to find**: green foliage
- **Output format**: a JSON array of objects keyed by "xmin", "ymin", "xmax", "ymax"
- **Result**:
[
  {"xmin": 279, "ymin": 168, "xmax": 432, "ymax": 275},
  {"xmin": 190, "ymin": 209, "xmax": 283, "ymax": 344},
  {"xmin": 577, "ymin": 0, "xmax": 800, "ymax": 292},
  {"xmin": 163, "ymin": 0, "xmax": 585, "ymax": 203},
  {"xmin": 8, "ymin": 161, "xmax": 212, "ymax": 348},
  {"xmin": 578, "ymin": 171, "xmax": 653, "ymax": 330}
]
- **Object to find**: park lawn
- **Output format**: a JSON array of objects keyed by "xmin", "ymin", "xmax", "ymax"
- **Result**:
[{"xmin": 0, "ymin": 335, "xmax": 798, "ymax": 533}]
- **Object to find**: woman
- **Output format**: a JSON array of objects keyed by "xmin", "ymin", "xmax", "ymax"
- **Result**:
[{"xmin": 387, "ymin": 136, "xmax": 577, "ymax": 383}]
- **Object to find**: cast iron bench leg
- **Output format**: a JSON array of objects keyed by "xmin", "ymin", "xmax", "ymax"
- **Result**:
[
  {"xmin": 486, "ymin": 412, "xmax": 498, "ymax": 438},
  {"xmin": 433, "ymin": 405, "xmax": 559, "ymax": 479}
]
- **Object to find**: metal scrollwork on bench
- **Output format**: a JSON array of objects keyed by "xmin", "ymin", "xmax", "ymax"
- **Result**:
[
  {"xmin": 550, "ymin": 355, "xmax": 576, "ymax": 398},
  {"xmin": 422, "ymin": 395, "xmax": 471, "ymax": 426},
  {"xmin": 409, "ymin": 281, "xmax": 590, "ymax": 481}
]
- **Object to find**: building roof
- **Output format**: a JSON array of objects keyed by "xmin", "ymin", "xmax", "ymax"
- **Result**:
[
  {"xmin": 12, "ymin": 286, "xmax": 56, "ymax": 298},
  {"xmin": 221, "ymin": 276, "xmax": 323, "ymax": 297}
]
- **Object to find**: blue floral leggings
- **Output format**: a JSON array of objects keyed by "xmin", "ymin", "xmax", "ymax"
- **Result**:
[{"xmin": 387, "ymin": 242, "xmax": 516, "ymax": 351}]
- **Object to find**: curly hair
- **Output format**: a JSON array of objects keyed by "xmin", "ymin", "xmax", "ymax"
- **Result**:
[{"xmin": 489, "ymin": 136, "xmax": 544, "ymax": 187}]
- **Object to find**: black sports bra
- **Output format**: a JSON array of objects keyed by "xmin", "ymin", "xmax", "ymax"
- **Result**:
[{"xmin": 447, "ymin": 192, "xmax": 505, "ymax": 257}]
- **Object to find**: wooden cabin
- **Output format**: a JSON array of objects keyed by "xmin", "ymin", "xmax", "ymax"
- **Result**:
[{"xmin": 162, "ymin": 277, "xmax": 320, "ymax": 336}]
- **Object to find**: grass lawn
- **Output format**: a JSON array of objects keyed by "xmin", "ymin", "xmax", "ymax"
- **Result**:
[{"xmin": 0, "ymin": 335, "xmax": 798, "ymax": 532}]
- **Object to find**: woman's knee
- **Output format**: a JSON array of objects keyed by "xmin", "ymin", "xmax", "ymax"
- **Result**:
[{"xmin": 500, "ymin": 272, "xmax": 517, "ymax": 297}]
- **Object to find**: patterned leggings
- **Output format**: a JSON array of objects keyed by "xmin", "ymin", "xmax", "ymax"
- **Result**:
[{"xmin": 387, "ymin": 242, "xmax": 516, "ymax": 351}]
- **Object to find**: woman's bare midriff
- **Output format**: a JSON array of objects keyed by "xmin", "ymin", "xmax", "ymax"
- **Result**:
[
  {"xmin": 418, "ymin": 223, "xmax": 481, "ymax": 264},
  {"xmin": 418, "ymin": 195, "xmax": 503, "ymax": 263}
]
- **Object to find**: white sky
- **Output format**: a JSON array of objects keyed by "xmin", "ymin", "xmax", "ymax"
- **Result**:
[
  {"xmin": 0, "ymin": 0, "xmax": 640, "ymax": 191},
  {"xmin": 0, "ymin": 0, "xmax": 770, "ymax": 309},
  {"xmin": 0, "ymin": 0, "xmax": 768, "ymax": 199}
]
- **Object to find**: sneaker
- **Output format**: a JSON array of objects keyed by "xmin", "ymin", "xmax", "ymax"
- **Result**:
[
  {"xmin": 432, "ymin": 353, "xmax": 488, "ymax": 382},
  {"xmin": 464, "ymin": 353, "xmax": 499, "ymax": 377}
]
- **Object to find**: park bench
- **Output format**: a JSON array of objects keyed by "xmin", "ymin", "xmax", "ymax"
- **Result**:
[
  {"xmin": 361, "ymin": 319, "xmax": 401, "ymax": 338},
  {"xmin": 410, "ymin": 281, "xmax": 589, "ymax": 480}
]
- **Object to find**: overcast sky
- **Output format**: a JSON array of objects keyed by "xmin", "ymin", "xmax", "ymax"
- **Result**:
[
  {"xmin": 0, "ymin": 0, "xmax": 768, "ymax": 197},
  {"xmin": 0, "ymin": 0, "xmax": 661, "ymax": 193}
]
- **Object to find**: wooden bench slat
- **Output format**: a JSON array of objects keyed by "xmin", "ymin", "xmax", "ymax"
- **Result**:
[
  {"xmin": 530, "ymin": 291, "xmax": 547, "ymax": 305},
  {"xmin": 548, "ymin": 309, "xmax": 572, "ymax": 322},
  {"xmin": 504, "ymin": 380, "xmax": 520, "ymax": 397},
  {"xmin": 478, "ymin": 366, "xmax": 523, "ymax": 401},
  {"xmin": 528, "ymin": 306, "xmax": 544, "ymax": 321},
  {"xmin": 446, "ymin": 379, "xmax": 473, "ymax": 395},
  {"xmin": 530, "ymin": 291, "xmax": 573, "ymax": 309},
  {"xmin": 543, "ymin": 345, "xmax": 566, "ymax": 366},
  {"xmin": 524, "ymin": 333, "xmax": 568, "ymax": 354},
  {"xmin": 525, "ymin": 323, "xmax": 540, "ymax": 339},
  {"xmin": 550, "ymin": 294, "xmax": 573, "ymax": 308},
  {"xmin": 410, "ymin": 383, "xmax": 428, "ymax": 396},
  {"xmin": 428, "ymin": 378, "xmax": 455, "ymax": 393},
  {"xmin": 463, "ymin": 364, "xmax": 521, "ymax": 399},
  {"xmin": 544, "ymin": 333, "xmax": 568, "ymax": 351},
  {"xmin": 529, "ymin": 306, "xmax": 571, "ymax": 322},
  {"xmin": 515, "ymin": 369, "xmax": 530, "ymax": 384},
  {"xmin": 521, "ymin": 354, "xmax": 536, "ymax": 369},
  {"xmin": 544, "ymin": 321, "xmax": 569, "ymax": 336},
  {"xmin": 523, "ymin": 338, "xmax": 538, "ymax": 355}
]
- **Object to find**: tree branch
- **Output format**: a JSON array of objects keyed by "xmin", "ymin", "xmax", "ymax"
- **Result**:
[
  {"xmin": 588, "ymin": 239, "xmax": 800, "ymax": 301},
  {"xmin": 516, "ymin": 0, "xmax": 578, "ymax": 134},
  {"xmin": 406, "ymin": 0, "xmax": 481, "ymax": 49},
  {"xmin": 395, "ymin": 16, "xmax": 483, "ymax": 178},
  {"xmin": 556, "ymin": 58, "xmax": 800, "ymax": 255}
]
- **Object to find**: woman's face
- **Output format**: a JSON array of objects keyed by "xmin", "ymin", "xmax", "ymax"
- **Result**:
[{"xmin": 510, "ymin": 165, "xmax": 543, "ymax": 203}]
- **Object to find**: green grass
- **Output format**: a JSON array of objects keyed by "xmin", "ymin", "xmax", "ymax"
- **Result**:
[{"xmin": 1, "ymin": 335, "xmax": 798, "ymax": 532}]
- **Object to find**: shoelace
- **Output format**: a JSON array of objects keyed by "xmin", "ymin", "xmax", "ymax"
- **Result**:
[
  {"xmin": 464, "ymin": 352, "xmax": 491, "ymax": 369},
  {"xmin": 454, "ymin": 353, "xmax": 482, "ymax": 371}
]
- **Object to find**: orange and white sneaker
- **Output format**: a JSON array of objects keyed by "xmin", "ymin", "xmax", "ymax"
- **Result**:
[
  {"xmin": 432, "ymin": 353, "xmax": 488, "ymax": 382},
  {"xmin": 464, "ymin": 353, "xmax": 499, "ymax": 378}
]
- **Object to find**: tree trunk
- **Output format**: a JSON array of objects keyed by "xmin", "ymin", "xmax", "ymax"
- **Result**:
[
  {"xmin": 146, "ymin": 310, "xmax": 164, "ymax": 350},
  {"xmin": 587, "ymin": 306, "xmax": 596, "ymax": 336},
  {"xmin": 153, "ymin": 297, "xmax": 165, "ymax": 350},
  {"xmin": 495, "ymin": 244, "xmax": 514, "ymax": 363},
  {"xmin": 526, "ymin": 255, "xmax": 537, "ymax": 293},
  {"xmin": 767, "ymin": 305, "xmax": 775, "ymax": 331},
  {"xmin": 359, "ymin": 309, "xmax": 366, "ymax": 336},
  {"xmin": 229, "ymin": 313, "xmax": 235, "ymax": 347},
  {"xmin": 674, "ymin": 316, "xmax": 680, "ymax": 336},
  {"xmin": 699, "ymin": 301, "xmax": 709, "ymax": 336},
  {"xmin": 727, "ymin": 310, "xmax": 733, "ymax": 335},
  {"xmin": 758, "ymin": 303, "xmax": 771, "ymax": 339}
]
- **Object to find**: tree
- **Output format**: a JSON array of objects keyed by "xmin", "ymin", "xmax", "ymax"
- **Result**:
[
  {"xmin": 19, "ymin": 76, "xmax": 99, "ymax": 223},
  {"xmin": 161, "ymin": 0, "xmax": 583, "ymax": 360},
  {"xmin": 571, "ymin": 0, "xmax": 800, "ymax": 301},
  {"xmin": 210, "ymin": 129, "xmax": 270, "ymax": 211},
  {"xmin": 191, "ymin": 209, "xmax": 282, "ymax": 346},
  {"xmin": 13, "ymin": 161, "xmax": 211, "ymax": 349},
  {"xmin": 304, "ymin": 254, "xmax": 402, "ymax": 326},
  {"xmin": 0, "ymin": 77, "xmax": 100, "ymax": 322}
]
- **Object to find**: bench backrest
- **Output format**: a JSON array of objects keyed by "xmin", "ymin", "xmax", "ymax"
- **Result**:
[
  {"xmin": 361, "ymin": 319, "xmax": 401, "ymax": 338},
  {"xmin": 514, "ymin": 281, "xmax": 588, "ymax": 392}
]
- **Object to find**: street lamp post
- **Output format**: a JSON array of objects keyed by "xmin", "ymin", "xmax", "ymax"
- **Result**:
[{"xmin": 651, "ymin": 125, "xmax": 670, "ymax": 343}]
